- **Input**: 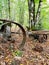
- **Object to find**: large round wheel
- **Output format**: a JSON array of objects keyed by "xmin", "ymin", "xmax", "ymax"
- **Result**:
[{"xmin": 0, "ymin": 19, "xmax": 26, "ymax": 50}]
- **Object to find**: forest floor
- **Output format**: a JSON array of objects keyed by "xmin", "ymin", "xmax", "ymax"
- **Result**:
[{"xmin": 0, "ymin": 32, "xmax": 49, "ymax": 65}]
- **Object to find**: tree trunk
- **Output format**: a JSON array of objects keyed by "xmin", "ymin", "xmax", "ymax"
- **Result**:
[
  {"xmin": 28, "ymin": 0, "xmax": 35, "ymax": 30},
  {"xmin": 28, "ymin": 0, "xmax": 42, "ymax": 30},
  {"xmin": 36, "ymin": 0, "xmax": 42, "ymax": 24},
  {"xmin": 8, "ymin": 0, "xmax": 10, "ymax": 19}
]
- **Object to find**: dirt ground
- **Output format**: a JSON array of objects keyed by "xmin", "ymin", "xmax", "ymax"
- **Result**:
[{"xmin": 0, "ymin": 33, "xmax": 49, "ymax": 65}]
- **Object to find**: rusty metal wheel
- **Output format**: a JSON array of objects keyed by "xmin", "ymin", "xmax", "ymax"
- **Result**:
[{"xmin": 0, "ymin": 19, "xmax": 26, "ymax": 50}]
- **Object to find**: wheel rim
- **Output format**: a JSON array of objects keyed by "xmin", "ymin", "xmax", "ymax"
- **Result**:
[{"xmin": 0, "ymin": 19, "xmax": 26, "ymax": 50}]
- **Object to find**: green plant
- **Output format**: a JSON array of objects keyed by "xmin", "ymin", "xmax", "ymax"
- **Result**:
[{"xmin": 13, "ymin": 50, "xmax": 23, "ymax": 57}]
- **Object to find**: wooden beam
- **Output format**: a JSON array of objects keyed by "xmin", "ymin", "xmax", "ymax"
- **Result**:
[{"xmin": 28, "ymin": 31, "xmax": 49, "ymax": 35}]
